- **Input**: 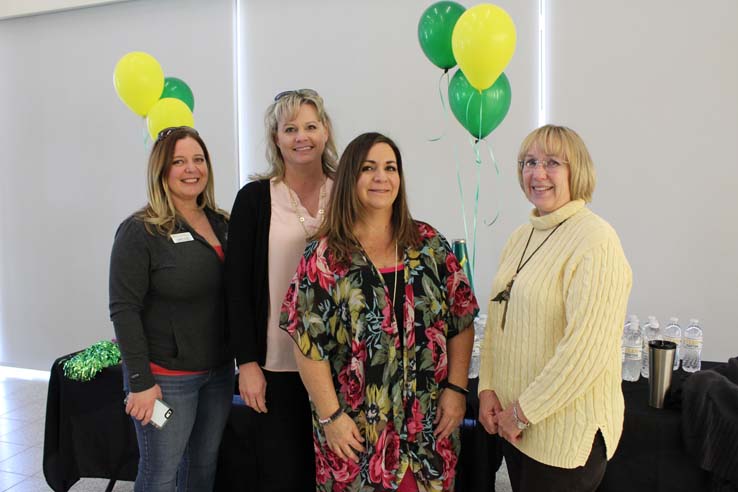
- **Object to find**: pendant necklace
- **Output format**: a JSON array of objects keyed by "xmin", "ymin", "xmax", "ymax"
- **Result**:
[
  {"xmin": 491, "ymin": 219, "xmax": 568, "ymax": 330},
  {"xmin": 288, "ymin": 180, "xmax": 326, "ymax": 240}
]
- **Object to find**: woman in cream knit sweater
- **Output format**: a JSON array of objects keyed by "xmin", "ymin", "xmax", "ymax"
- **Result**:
[{"xmin": 478, "ymin": 125, "xmax": 632, "ymax": 491}]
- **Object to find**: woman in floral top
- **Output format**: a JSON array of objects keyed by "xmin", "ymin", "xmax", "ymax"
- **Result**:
[{"xmin": 281, "ymin": 132, "xmax": 478, "ymax": 492}]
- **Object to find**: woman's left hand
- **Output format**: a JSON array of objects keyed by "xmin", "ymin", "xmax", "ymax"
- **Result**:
[
  {"xmin": 434, "ymin": 388, "xmax": 466, "ymax": 440},
  {"xmin": 496, "ymin": 405, "xmax": 523, "ymax": 443}
]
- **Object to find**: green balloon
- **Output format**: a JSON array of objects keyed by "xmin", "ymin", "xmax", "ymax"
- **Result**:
[
  {"xmin": 418, "ymin": 1, "xmax": 465, "ymax": 70},
  {"xmin": 448, "ymin": 70, "xmax": 512, "ymax": 139},
  {"xmin": 161, "ymin": 77, "xmax": 195, "ymax": 112}
]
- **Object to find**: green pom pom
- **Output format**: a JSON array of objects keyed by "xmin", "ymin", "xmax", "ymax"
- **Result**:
[{"xmin": 63, "ymin": 340, "xmax": 121, "ymax": 382}]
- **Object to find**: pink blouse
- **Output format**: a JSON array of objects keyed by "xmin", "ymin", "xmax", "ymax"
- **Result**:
[{"xmin": 264, "ymin": 177, "xmax": 332, "ymax": 371}]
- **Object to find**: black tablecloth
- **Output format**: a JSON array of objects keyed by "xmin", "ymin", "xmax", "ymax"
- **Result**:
[
  {"xmin": 43, "ymin": 355, "xmax": 138, "ymax": 491},
  {"xmin": 598, "ymin": 364, "xmax": 716, "ymax": 492},
  {"xmin": 43, "ymin": 359, "xmax": 500, "ymax": 492},
  {"xmin": 44, "ymin": 355, "xmax": 718, "ymax": 492}
]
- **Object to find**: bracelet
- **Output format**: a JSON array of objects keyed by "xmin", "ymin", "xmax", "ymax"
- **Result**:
[
  {"xmin": 318, "ymin": 407, "xmax": 344, "ymax": 426},
  {"xmin": 512, "ymin": 402, "xmax": 530, "ymax": 430},
  {"xmin": 441, "ymin": 380, "xmax": 469, "ymax": 395}
]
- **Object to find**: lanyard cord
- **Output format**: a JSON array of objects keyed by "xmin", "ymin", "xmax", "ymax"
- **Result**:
[{"xmin": 492, "ymin": 218, "xmax": 568, "ymax": 330}]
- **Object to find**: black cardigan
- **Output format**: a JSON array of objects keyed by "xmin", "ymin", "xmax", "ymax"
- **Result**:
[{"xmin": 225, "ymin": 180, "xmax": 272, "ymax": 366}]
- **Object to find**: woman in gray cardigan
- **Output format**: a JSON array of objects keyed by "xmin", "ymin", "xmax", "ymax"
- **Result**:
[{"xmin": 109, "ymin": 126, "xmax": 233, "ymax": 491}]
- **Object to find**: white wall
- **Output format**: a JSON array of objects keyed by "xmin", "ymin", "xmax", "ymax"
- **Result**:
[
  {"xmin": 240, "ymin": 0, "xmax": 539, "ymax": 313},
  {"xmin": 0, "ymin": 0, "xmax": 238, "ymax": 370},
  {"xmin": 0, "ymin": 0, "xmax": 127, "ymax": 20},
  {"xmin": 548, "ymin": 0, "xmax": 738, "ymax": 361},
  {"xmin": 1, "ymin": 0, "xmax": 736, "ymax": 370}
]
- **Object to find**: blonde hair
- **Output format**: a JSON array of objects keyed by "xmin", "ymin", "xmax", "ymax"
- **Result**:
[
  {"xmin": 517, "ymin": 124, "xmax": 596, "ymax": 202},
  {"xmin": 316, "ymin": 132, "xmax": 420, "ymax": 264},
  {"xmin": 136, "ymin": 127, "xmax": 228, "ymax": 235},
  {"xmin": 251, "ymin": 89, "xmax": 338, "ymax": 181}
]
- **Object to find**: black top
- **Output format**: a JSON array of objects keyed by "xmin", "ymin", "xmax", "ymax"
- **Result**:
[
  {"xmin": 108, "ymin": 208, "xmax": 229, "ymax": 392},
  {"xmin": 225, "ymin": 180, "xmax": 272, "ymax": 366}
]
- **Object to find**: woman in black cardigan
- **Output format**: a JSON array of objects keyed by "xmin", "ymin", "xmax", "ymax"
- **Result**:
[{"xmin": 225, "ymin": 89, "xmax": 338, "ymax": 491}]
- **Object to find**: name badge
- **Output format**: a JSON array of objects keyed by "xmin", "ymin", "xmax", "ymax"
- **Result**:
[{"xmin": 171, "ymin": 232, "xmax": 194, "ymax": 243}]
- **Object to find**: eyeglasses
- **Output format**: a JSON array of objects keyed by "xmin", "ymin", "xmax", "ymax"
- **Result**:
[
  {"xmin": 156, "ymin": 126, "xmax": 197, "ymax": 142},
  {"xmin": 273, "ymin": 88, "xmax": 319, "ymax": 102},
  {"xmin": 518, "ymin": 158, "xmax": 567, "ymax": 172}
]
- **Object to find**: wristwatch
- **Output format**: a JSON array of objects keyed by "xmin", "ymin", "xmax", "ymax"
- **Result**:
[{"xmin": 512, "ymin": 403, "xmax": 530, "ymax": 430}]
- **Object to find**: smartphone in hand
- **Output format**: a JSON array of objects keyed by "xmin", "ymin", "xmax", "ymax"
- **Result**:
[
  {"xmin": 150, "ymin": 399, "xmax": 174, "ymax": 429},
  {"xmin": 124, "ymin": 396, "xmax": 174, "ymax": 429}
]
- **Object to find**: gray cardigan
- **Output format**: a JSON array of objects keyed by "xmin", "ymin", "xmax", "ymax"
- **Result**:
[{"xmin": 109, "ymin": 208, "xmax": 230, "ymax": 392}]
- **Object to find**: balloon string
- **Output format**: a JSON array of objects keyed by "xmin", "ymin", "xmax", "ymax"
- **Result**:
[
  {"xmin": 455, "ymin": 152, "xmax": 471, "ymax": 261},
  {"xmin": 142, "ymin": 119, "xmax": 150, "ymax": 150},
  {"xmin": 480, "ymin": 138, "xmax": 501, "ymax": 228},
  {"xmin": 470, "ymin": 138, "xmax": 484, "ymax": 279},
  {"xmin": 428, "ymin": 70, "xmax": 451, "ymax": 142}
]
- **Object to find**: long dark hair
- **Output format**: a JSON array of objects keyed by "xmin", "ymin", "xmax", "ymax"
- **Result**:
[{"xmin": 315, "ymin": 132, "xmax": 420, "ymax": 263}]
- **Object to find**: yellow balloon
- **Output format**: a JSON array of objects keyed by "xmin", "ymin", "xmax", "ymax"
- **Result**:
[
  {"xmin": 146, "ymin": 98, "xmax": 195, "ymax": 140},
  {"xmin": 452, "ymin": 4, "xmax": 516, "ymax": 91},
  {"xmin": 113, "ymin": 52, "xmax": 165, "ymax": 116}
]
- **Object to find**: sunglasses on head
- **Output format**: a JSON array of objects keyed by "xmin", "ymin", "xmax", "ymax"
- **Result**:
[
  {"xmin": 273, "ymin": 88, "xmax": 319, "ymax": 102},
  {"xmin": 156, "ymin": 126, "xmax": 198, "ymax": 143}
]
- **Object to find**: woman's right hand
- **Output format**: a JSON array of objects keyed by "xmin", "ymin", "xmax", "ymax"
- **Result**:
[
  {"xmin": 324, "ymin": 413, "xmax": 365, "ymax": 463},
  {"xmin": 478, "ymin": 389, "xmax": 503, "ymax": 435},
  {"xmin": 125, "ymin": 384, "xmax": 162, "ymax": 426},
  {"xmin": 239, "ymin": 362, "xmax": 268, "ymax": 413}
]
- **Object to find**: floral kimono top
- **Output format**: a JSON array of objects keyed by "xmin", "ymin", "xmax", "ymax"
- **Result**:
[{"xmin": 280, "ymin": 222, "xmax": 478, "ymax": 492}]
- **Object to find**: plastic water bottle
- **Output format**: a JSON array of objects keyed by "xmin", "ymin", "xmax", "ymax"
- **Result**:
[
  {"xmin": 468, "ymin": 314, "xmax": 487, "ymax": 379},
  {"xmin": 640, "ymin": 315, "xmax": 662, "ymax": 378},
  {"xmin": 681, "ymin": 319, "xmax": 703, "ymax": 373},
  {"xmin": 662, "ymin": 317, "xmax": 682, "ymax": 370},
  {"xmin": 621, "ymin": 315, "xmax": 642, "ymax": 381},
  {"xmin": 621, "ymin": 315, "xmax": 634, "ymax": 364}
]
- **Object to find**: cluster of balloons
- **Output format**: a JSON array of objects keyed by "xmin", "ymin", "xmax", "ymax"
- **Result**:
[
  {"xmin": 113, "ymin": 52, "xmax": 196, "ymax": 140},
  {"xmin": 418, "ymin": 2, "xmax": 516, "ymax": 139}
]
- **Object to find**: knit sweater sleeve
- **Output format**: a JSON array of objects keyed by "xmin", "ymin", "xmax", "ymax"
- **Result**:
[{"xmin": 517, "ymin": 231, "xmax": 632, "ymax": 424}]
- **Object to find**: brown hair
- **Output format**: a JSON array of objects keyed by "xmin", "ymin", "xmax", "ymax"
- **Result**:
[
  {"xmin": 517, "ymin": 124, "xmax": 597, "ymax": 202},
  {"xmin": 136, "ymin": 127, "xmax": 228, "ymax": 235},
  {"xmin": 316, "ymin": 132, "xmax": 420, "ymax": 263}
]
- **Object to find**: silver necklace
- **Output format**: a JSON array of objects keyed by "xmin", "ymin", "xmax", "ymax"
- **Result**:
[
  {"xmin": 391, "ymin": 240, "xmax": 399, "ymax": 311},
  {"xmin": 360, "ymin": 238, "xmax": 399, "ymax": 309}
]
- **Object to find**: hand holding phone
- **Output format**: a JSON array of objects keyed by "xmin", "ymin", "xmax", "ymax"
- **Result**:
[
  {"xmin": 150, "ymin": 398, "xmax": 174, "ymax": 429},
  {"xmin": 124, "ymin": 386, "xmax": 174, "ymax": 429}
]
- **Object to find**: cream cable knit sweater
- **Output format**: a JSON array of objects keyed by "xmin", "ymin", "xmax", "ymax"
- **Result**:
[{"xmin": 479, "ymin": 199, "xmax": 632, "ymax": 468}]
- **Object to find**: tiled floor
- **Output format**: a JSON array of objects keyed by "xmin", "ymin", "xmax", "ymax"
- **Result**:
[
  {"xmin": 0, "ymin": 373, "xmax": 510, "ymax": 492},
  {"xmin": 0, "ymin": 374, "xmax": 134, "ymax": 492}
]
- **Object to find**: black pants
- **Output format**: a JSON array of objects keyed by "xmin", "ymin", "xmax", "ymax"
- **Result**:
[
  {"xmin": 502, "ymin": 431, "xmax": 607, "ymax": 492},
  {"xmin": 230, "ymin": 370, "xmax": 315, "ymax": 492}
]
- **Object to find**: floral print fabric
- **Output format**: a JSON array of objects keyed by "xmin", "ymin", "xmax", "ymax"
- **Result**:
[{"xmin": 281, "ymin": 222, "xmax": 478, "ymax": 492}]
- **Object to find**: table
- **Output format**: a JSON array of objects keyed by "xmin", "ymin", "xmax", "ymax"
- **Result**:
[
  {"xmin": 43, "ymin": 354, "xmax": 138, "ymax": 492},
  {"xmin": 44, "ymin": 354, "xmax": 716, "ymax": 492},
  {"xmin": 598, "ymin": 364, "xmax": 715, "ymax": 492},
  {"xmin": 43, "ymin": 358, "xmax": 500, "ymax": 492}
]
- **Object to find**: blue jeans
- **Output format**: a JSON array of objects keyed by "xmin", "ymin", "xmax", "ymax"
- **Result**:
[{"xmin": 124, "ymin": 364, "xmax": 234, "ymax": 492}]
